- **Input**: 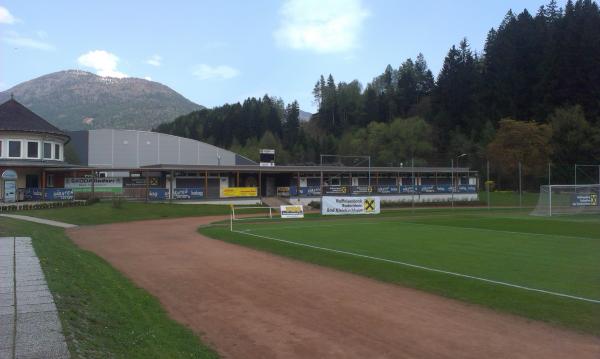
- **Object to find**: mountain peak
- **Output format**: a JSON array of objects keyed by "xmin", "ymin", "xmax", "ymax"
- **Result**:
[{"xmin": 0, "ymin": 70, "xmax": 203, "ymax": 131}]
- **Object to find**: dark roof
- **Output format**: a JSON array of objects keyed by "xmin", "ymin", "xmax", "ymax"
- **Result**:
[{"xmin": 0, "ymin": 98, "xmax": 68, "ymax": 139}]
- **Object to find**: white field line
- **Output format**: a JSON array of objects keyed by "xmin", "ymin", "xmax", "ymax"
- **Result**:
[
  {"xmin": 238, "ymin": 219, "xmax": 599, "ymax": 241},
  {"xmin": 231, "ymin": 229, "xmax": 600, "ymax": 304}
]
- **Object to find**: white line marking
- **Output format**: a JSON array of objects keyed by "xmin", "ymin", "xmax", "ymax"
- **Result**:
[
  {"xmin": 231, "ymin": 230, "xmax": 600, "ymax": 304},
  {"xmin": 238, "ymin": 218, "xmax": 599, "ymax": 241}
]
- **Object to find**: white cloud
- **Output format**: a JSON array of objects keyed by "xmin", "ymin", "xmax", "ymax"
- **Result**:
[
  {"xmin": 77, "ymin": 50, "xmax": 128, "ymax": 78},
  {"xmin": 274, "ymin": 0, "xmax": 369, "ymax": 53},
  {"xmin": 0, "ymin": 6, "xmax": 17, "ymax": 24},
  {"xmin": 3, "ymin": 31, "xmax": 55, "ymax": 51},
  {"xmin": 145, "ymin": 54, "xmax": 162, "ymax": 67},
  {"xmin": 144, "ymin": 76, "xmax": 152, "ymax": 81},
  {"xmin": 192, "ymin": 64, "xmax": 239, "ymax": 80}
]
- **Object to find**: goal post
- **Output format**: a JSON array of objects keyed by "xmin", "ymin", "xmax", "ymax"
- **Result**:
[
  {"xmin": 531, "ymin": 184, "xmax": 600, "ymax": 216},
  {"xmin": 229, "ymin": 205, "xmax": 277, "ymax": 232}
]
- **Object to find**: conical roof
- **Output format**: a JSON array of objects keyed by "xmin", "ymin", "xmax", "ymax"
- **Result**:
[{"xmin": 0, "ymin": 98, "xmax": 68, "ymax": 139}]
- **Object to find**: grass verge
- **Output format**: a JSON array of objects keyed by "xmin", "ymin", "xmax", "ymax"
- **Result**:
[
  {"xmin": 19, "ymin": 202, "xmax": 238, "ymax": 225},
  {"xmin": 0, "ymin": 218, "xmax": 218, "ymax": 358}
]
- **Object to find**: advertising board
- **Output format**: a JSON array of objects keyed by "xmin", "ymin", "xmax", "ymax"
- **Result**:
[
  {"xmin": 280, "ymin": 205, "xmax": 304, "ymax": 218},
  {"xmin": 321, "ymin": 196, "xmax": 380, "ymax": 216},
  {"xmin": 221, "ymin": 187, "xmax": 258, "ymax": 197},
  {"xmin": 65, "ymin": 177, "xmax": 123, "ymax": 193},
  {"xmin": 571, "ymin": 193, "xmax": 598, "ymax": 207}
]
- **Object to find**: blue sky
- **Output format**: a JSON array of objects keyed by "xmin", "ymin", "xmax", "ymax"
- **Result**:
[{"xmin": 1, "ymin": 0, "xmax": 564, "ymax": 112}]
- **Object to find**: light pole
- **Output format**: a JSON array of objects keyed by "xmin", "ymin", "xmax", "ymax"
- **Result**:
[{"xmin": 451, "ymin": 153, "xmax": 467, "ymax": 209}]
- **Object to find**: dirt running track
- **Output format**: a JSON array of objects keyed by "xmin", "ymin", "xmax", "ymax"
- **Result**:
[{"xmin": 67, "ymin": 217, "xmax": 600, "ymax": 359}]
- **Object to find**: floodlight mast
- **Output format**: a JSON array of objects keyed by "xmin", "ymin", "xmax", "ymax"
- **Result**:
[{"xmin": 451, "ymin": 153, "xmax": 468, "ymax": 209}]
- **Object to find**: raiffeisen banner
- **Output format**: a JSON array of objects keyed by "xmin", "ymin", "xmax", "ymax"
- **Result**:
[{"xmin": 321, "ymin": 196, "xmax": 380, "ymax": 216}]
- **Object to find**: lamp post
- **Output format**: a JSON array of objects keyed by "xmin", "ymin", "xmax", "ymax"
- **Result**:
[{"xmin": 451, "ymin": 153, "xmax": 467, "ymax": 209}]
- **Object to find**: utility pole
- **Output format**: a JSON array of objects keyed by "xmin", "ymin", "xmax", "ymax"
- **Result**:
[
  {"xmin": 411, "ymin": 157, "xmax": 415, "ymax": 213},
  {"xmin": 487, "ymin": 160, "xmax": 490, "ymax": 210},
  {"xmin": 451, "ymin": 158, "xmax": 454, "ymax": 209},
  {"xmin": 518, "ymin": 161, "xmax": 522, "ymax": 208}
]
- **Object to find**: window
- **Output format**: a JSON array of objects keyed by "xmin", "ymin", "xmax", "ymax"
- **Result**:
[
  {"xmin": 46, "ymin": 174, "xmax": 54, "ymax": 188},
  {"xmin": 0, "ymin": 140, "xmax": 2, "ymax": 157},
  {"xmin": 8, "ymin": 141, "xmax": 21, "ymax": 158},
  {"xmin": 43, "ymin": 142, "xmax": 52, "ymax": 159},
  {"xmin": 54, "ymin": 144, "xmax": 60, "ymax": 160},
  {"xmin": 27, "ymin": 141, "xmax": 39, "ymax": 158}
]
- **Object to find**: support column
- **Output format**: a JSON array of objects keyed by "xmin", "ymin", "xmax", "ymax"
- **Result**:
[
  {"xmin": 91, "ymin": 170, "xmax": 95, "ymax": 200},
  {"xmin": 169, "ymin": 170, "xmax": 174, "ymax": 203},
  {"xmin": 258, "ymin": 170, "xmax": 262, "ymax": 198},
  {"xmin": 204, "ymin": 171, "xmax": 208, "ymax": 198},
  {"xmin": 41, "ymin": 170, "xmax": 46, "ymax": 201},
  {"xmin": 236, "ymin": 171, "xmax": 240, "ymax": 187},
  {"xmin": 320, "ymin": 171, "xmax": 323, "ymax": 193},
  {"xmin": 145, "ymin": 172, "xmax": 149, "ymax": 203}
]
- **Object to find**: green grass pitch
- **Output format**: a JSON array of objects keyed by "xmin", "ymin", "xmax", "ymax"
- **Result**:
[{"xmin": 200, "ymin": 209, "xmax": 600, "ymax": 335}]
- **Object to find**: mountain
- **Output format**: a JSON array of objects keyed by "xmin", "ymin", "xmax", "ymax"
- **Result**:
[
  {"xmin": 0, "ymin": 70, "xmax": 203, "ymax": 130},
  {"xmin": 299, "ymin": 110, "xmax": 312, "ymax": 121}
]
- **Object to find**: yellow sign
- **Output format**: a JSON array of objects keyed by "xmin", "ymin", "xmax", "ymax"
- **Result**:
[
  {"xmin": 221, "ymin": 187, "xmax": 258, "ymax": 197},
  {"xmin": 363, "ymin": 198, "xmax": 376, "ymax": 212}
]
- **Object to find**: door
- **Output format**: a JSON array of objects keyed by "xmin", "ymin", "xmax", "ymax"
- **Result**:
[{"xmin": 26, "ymin": 174, "xmax": 39, "ymax": 188}]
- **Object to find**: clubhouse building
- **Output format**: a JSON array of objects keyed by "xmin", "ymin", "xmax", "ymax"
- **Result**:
[{"xmin": 0, "ymin": 98, "xmax": 478, "ymax": 204}]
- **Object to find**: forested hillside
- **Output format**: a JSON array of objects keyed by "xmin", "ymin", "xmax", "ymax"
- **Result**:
[{"xmin": 155, "ymin": 0, "xmax": 600, "ymax": 186}]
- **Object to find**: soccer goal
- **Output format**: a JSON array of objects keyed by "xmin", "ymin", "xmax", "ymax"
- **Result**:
[
  {"xmin": 229, "ymin": 206, "xmax": 277, "ymax": 231},
  {"xmin": 530, "ymin": 184, "xmax": 600, "ymax": 216}
]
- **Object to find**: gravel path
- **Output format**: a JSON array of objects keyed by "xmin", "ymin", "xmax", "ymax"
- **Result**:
[{"xmin": 68, "ymin": 217, "xmax": 600, "ymax": 359}]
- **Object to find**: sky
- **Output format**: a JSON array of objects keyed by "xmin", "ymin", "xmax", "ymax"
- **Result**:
[{"xmin": 1, "ymin": 0, "xmax": 565, "ymax": 112}]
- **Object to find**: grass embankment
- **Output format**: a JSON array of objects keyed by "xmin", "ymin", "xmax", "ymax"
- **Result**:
[
  {"xmin": 200, "ymin": 209, "xmax": 600, "ymax": 335},
  {"xmin": 20, "ymin": 201, "xmax": 237, "ymax": 225},
  {"xmin": 0, "ymin": 219, "xmax": 219, "ymax": 358}
]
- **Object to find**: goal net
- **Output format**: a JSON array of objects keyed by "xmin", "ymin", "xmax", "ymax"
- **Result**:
[{"xmin": 531, "ymin": 185, "xmax": 600, "ymax": 216}]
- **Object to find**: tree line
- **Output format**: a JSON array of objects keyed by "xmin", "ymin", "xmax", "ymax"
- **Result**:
[{"xmin": 155, "ymin": 0, "xmax": 600, "ymax": 189}]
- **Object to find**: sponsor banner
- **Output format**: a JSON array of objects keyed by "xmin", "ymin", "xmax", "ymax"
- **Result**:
[
  {"xmin": 399, "ymin": 185, "xmax": 416, "ymax": 194},
  {"xmin": 457, "ymin": 185, "xmax": 477, "ymax": 193},
  {"xmin": 148, "ymin": 188, "xmax": 169, "ymax": 200},
  {"xmin": 571, "ymin": 193, "xmax": 598, "ymax": 207},
  {"xmin": 375, "ymin": 185, "xmax": 398, "ymax": 194},
  {"xmin": 321, "ymin": 196, "xmax": 380, "ymax": 216},
  {"xmin": 277, "ymin": 187, "xmax": 291, "ymax": 197},
  {"xmin": 323, "ymin": 186, "xmax": 350, "ymax": 195},
  {"xmin": 123, "ymin": 177, "xmax": 162, "ymax": 188},
  {"xmin": 221, "ymin": 187, "xmax": 258, "ymax": 197},
  {"xmin": 419, "ymin": 185, "xmax": 436, "ymax": 193},
  {"xmin": 45, "ymin": 188, "xmax": 74, "ymax": 201},
  {"xmin": 173, "ymin": 188, "xmax": 204, "ymax": 200},
  {"xmin": 280, "ymin": 205, "xmax": 304, "ymax": 218},
  {"xmin": 65, "ymin": 177, "xmax": 123, "ymax": 193},
  {"xmin": 436, "ymin": 185, "xmax": 453, "ymax": 193},
  {"xmin": 24, "ymin": 188, "xmax": 73, "ymax": 201},
  {"xmin": 297, "ymin": 186, "xmax": 321, "ymax": 196},
  {"xmin": 24, "ymin": 188, "xmax": 43, "ymax": 201},
  {"xmin": 351, "ymin": 185, "xmax": 374, "ymax": 195}
]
